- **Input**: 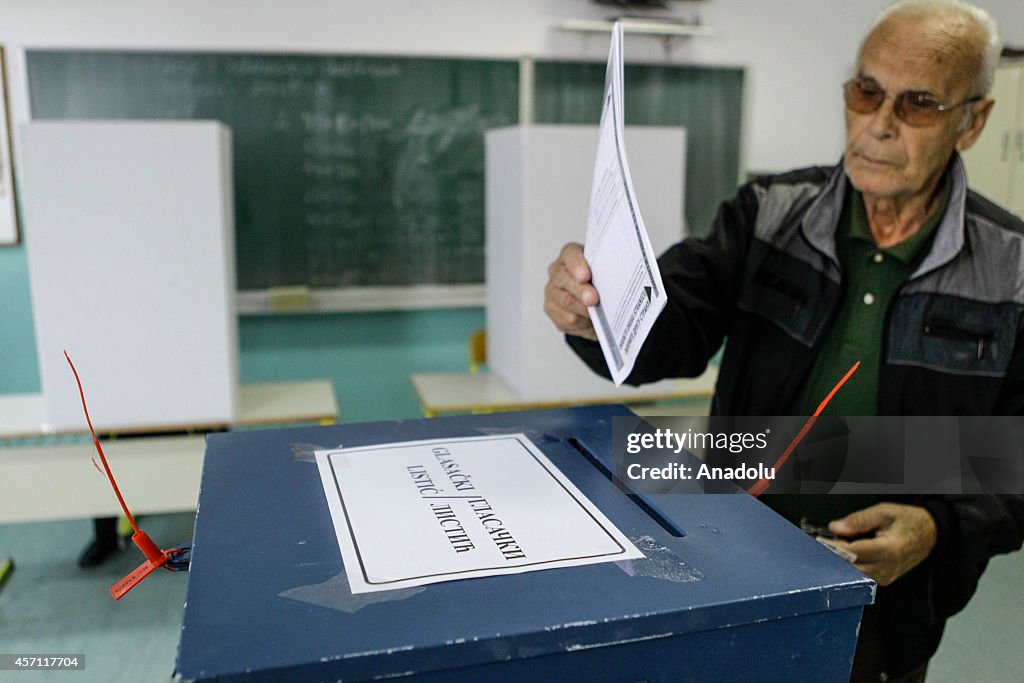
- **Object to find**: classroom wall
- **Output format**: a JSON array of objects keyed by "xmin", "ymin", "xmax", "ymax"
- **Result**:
[
  {"xmin": 2, "ymin": 0, "xmax": 1022, "ymax": 421},
  {"xmin": 692, "ymin": 0, "xmax": 1024, "ymax": 171},
  {"xmin": 3, "ymin": 1, "xmax": 1021, "ymax": 173}
]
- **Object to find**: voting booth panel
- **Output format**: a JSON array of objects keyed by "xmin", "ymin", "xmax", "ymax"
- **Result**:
[
  {"xmin": 20, "ymin": 121, "xmax": 238, "ymax": 433},
  {"xmin": 485, "ymin": 125, "xmax": 685, "ymax": 401},
  {"xmin": 176, "ymin": 406, "xmax": 873, "ymax": 682}
]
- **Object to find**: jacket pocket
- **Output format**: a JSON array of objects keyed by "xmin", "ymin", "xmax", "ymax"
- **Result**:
[
  {"xmin": 888, "ymin": 294, "xmax": 1017, "ymax": 377},
  {"xmin": 738, "ymin": 241, "xmax": 838, "ymax": 347},
  {"xmin": 922, "ymin": 318, "xmax": 993, "ymax": 362}
]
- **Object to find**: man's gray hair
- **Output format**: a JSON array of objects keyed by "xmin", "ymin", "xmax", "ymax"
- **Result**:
[{"xmin": 874, "ymin": 0, "xmax": 1002, "ymax": 97}]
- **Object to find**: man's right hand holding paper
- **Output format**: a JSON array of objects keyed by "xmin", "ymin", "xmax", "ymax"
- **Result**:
[{"xmin": 544, "ymin": 242, "xmax": 601, "ymax": 341}]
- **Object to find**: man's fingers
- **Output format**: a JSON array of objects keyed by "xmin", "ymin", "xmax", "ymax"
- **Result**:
[
  {"xmin": 544, "ymin": 282, "xmax": 597, "ymax": 340},
  {"xmin": 829, "ymin": 504, "xmax": 891, "ymax": 538},
  {"xmin": 843, "ymin": 537, "xmax": 890, "ymax": 565},
  {"xmin": 834, "ymin": 505, "xmax": 938, "ymax": 586},
  {"xmin": 558, "ymin": 242, "xmax": 592, "ymax": 283},
  {"xmin": 549, "ymin": 280, "xmax": 590, "ymax": 316},
  {"xmin": 544, "ymin": 242, "xmax": 600, "ymax": 340},
  {"xmin": 548, "ymin": 251, "xmax": 598, "ymax": 307},
  {"xmin": 828, "ymin": 537, "xmax": 895, "ymax": 584},
  {"xmin": 544, "ymin": 281, "xmax": 587, "ymax": 323}
]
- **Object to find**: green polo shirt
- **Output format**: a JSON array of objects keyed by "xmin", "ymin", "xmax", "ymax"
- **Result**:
[
  {"xmin": 788, "ymin": 177, "xmax": 950, "ymax": 417},
  {"xmin": 765, "ymin": 179, "xmax": 951, "ymax": 527}
]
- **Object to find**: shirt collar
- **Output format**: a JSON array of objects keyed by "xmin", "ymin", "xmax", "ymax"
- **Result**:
[{"xmin": 846, "ymin": 174, "xmax": 950, "ymax": 264}]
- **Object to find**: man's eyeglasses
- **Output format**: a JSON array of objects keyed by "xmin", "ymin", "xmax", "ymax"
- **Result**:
[{"xmin": 842, "ymin": 78, "xmax": 982, "ymax": 128}]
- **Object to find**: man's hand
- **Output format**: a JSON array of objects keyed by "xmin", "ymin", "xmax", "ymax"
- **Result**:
[
  {"xmin": 544, "ymin": 242, "xmax": 600, "ymax": 341},
  {"xmin": 827, "ymin": 503, "xmax": 938, "ymax": 586}
]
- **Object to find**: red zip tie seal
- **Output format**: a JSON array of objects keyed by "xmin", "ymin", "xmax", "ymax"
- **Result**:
[
  {"xmin": 747, "ymin": 361, "xmax": 861, "ymax": 497},
  {"xmin": 65, "ymin": 351, "xmax": 170, "ymax": 600}
]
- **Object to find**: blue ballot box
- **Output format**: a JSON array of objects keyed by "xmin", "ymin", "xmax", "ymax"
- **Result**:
[{"xmin": 175, "ymin": 405, "xmax": 873, "ymax": 682}]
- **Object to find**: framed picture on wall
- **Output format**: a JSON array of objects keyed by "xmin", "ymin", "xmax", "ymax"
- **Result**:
[{"xmin": 0, "ymin": 46, "xmax": 19, "ymax": 245}]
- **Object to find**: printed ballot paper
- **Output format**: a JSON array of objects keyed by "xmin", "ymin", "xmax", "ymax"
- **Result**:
[
  {"xmin": 585, "ymin": 22, "xmax": 668, "ymax": 385},
  {"xmin": 316, "ymin": 434, "xmax": 643, "ymax": 594}
]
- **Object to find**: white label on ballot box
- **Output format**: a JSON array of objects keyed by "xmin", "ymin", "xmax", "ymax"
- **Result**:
[{"xmin": 316, "ymin": 433, "xmax": 643, "ymax": 594}]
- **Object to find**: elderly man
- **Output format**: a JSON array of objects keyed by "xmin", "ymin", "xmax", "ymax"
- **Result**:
[{"xmin": 544, "ymin": 1, "xmax": 1024, "ymax": 681}]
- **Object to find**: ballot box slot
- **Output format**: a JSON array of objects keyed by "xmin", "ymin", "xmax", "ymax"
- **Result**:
[{"xmin": 568, "ymin": 437, "xmax": 685, "ymax": 538}]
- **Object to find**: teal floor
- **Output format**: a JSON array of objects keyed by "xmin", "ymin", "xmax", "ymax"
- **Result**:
[
  {"xmin": 0, "ymin": 514, "xmax": 192, "ymax": 683},
  {"xmin": 927, "ymin": 550, "xmax": 1024, "ymax": 683},
  {"xmin": 0, "ymin": 513, "xmax": 1021, "ymax": 682}
]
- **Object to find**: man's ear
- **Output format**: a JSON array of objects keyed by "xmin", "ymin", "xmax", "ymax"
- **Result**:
[{"xmin": 956, "ymin": 98, "xmax": 995, "ymax": 152}]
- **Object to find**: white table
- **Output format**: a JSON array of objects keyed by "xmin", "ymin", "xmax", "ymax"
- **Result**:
[
  {"xmin": 0, "ymin": 381, "xmax": 338, "ymax": 523},
  {"xmin": 409, "ymin": 369, "xmax": 716, "ymax": 417}
]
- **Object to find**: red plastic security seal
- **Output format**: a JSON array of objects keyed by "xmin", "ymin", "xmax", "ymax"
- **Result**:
[
  {"xmin": 746, "ymin": 361, "xmax": 861, "ymax": 497},
  {"xmin": 64, "ymin": 351, "xmax": 171, "ymax": 600}
]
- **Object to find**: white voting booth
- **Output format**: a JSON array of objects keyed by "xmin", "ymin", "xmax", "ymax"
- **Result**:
[
  {"xmin": 486, "ymin": 125, "xmax": 686, "ymax": 402},
  {"xmin": 20, "ymin": 121, "xmax": 238, "ymax": 433}
]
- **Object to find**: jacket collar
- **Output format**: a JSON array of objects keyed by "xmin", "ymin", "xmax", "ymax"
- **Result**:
[
  {"xmin": 800, "ymin": 159, "xmax": 847, "ymax": 266},
  {"xmin": 800, "ymin": 154, "xmax": 968, "ymax": 276},
  {"xmin": 911, "ymin": 155, "xmax": 967, "ymax": 279}
]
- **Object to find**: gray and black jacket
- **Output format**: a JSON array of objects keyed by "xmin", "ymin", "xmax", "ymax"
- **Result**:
[{"xmin": 568, "ymin": 157, "xmax": 1024, "ymax": 673}]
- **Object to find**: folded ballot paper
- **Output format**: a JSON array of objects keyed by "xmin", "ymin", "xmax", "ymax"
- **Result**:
[{"xmin": 584, "ymin": 21, "xmax": 668, "ymax": 385}]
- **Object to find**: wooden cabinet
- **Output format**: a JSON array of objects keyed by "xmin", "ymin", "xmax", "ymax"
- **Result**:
[{"xmin": 963, "ymin": 61, "xmax": 1024, "ymax": 218}]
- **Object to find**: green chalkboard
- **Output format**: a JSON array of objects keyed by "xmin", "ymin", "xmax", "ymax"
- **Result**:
[
  {"xmin": 26, "ymin": 51, "xmax": 743, "ymax": 293},
  {"xmin": 534, "ymin": 61, "xmax": 744, "ymax": 238},
  {"xmin": 26, "ymin": 50, "xmax": 520, "ymax": 290}
]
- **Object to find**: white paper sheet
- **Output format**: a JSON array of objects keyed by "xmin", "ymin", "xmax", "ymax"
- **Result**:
[
  {"xmin": 316, "ymin": 433, "xmax": 643, "ymax": 594},
  {"xmin": 585, "ymin": 21, "xmax": 668, "ymax": 385}
]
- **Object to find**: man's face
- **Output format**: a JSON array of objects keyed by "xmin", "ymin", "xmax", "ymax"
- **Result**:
[{"xmin": 844, "ymin": 15, "xmax": 985, "ymax": 204}]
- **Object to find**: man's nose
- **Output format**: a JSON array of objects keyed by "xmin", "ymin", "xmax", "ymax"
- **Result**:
[{"xmin": 867, "ymin": 95, "xmax": 900, "ymax": 137}]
